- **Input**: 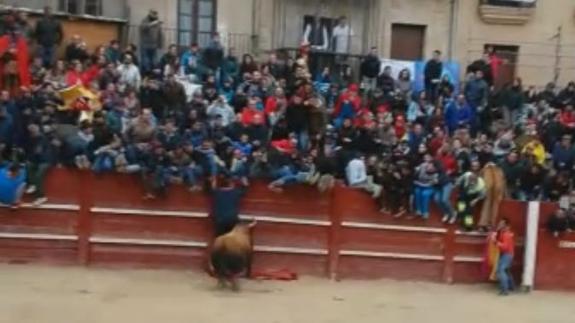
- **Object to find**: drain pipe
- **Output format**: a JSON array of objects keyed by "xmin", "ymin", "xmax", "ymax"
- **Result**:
[
  {"xmin": 447, "ymin": 0, "xmax": 457, "ymax": 60},
  {"xmin": 251, "ymin": 0, "xmax": 259, "ymax": 54}
]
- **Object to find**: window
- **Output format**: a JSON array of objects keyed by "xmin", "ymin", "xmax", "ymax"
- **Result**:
[
  {"xmin": 58, "ymin": 0, "xmax": 103, "ymax": 16},
  {"xmin": 85, "ymin": 0, "xmax": 103, "ymax": 16},
  {"xmin": 59, "ymin": 0, "xmax": 80, "ymax": 15},
  {"xmin": 178, "ymin": 0, "xmax": 217, "ymax": 47}
]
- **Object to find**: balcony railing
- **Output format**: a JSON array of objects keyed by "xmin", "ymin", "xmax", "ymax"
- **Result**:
[
  {"xmin": 481, "ymin": 0, "xmax": 536, "ymax": 8},
  {"xmin": 122, "ymin": 25, "xmax": 254, "ymax": 56},
  {"xmin": 478, "ymin": 0, "xmax": 536, "ymax": 25}
]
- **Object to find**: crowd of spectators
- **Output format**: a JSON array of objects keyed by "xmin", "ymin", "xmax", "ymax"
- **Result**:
[{"xmin": 0, "ymin": 8, "xmax": 574, "ymax": 231}]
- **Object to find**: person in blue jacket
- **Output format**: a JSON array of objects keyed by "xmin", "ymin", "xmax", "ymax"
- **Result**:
[
  {"xmin": 445, "ymin": 94, "xmax": 472, "ymax": 134},
  {"xmin": 0, "ymin": 163, "xmax": 26, "ymax": 208},
  {"xmin": 211, "ymin": 175, "xmax": 248, "ymax": 236}
]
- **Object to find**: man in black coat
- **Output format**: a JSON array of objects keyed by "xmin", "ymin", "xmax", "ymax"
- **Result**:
[
  {"xmin": 360, "ymin": 47, "xmax": 381, "ymax": 93},
  {"xmin": 34, "ymin": 6, "xmax": 63, "ymax": 68},
  {"xmin": 424, "ymin": 50, "xmax": 443, "ymax": 104}
]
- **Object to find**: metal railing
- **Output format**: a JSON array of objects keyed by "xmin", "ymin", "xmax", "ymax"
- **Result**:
[{"xmin": 121, "ymin": 25, "xmax": 254, "ymax": 56}]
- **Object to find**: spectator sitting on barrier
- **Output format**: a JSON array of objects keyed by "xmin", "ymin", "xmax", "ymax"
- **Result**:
[
  {"xmin": 0, "ymin": 162, "xmax": 26, "ymax": 209},
  {"xmin": 346, "ymin": 152, "xmax": 382, "ymax": 199},
  {"xmin": 412, "ymin": 155, "xmax": 438, "ymax": 220},
  {"xmin": 455, "ymin": 171, "xmax": 486, "ymax": 229},
  {"xmin": 547, "ymin": 208, "xmax": 572, "ymax": 238}
]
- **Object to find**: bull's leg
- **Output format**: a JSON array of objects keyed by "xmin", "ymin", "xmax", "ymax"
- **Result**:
[
  {"xmin": 245, "ymin": 253, "xmax": 253, "ymax": 279},
  {"xmin": 230, "ymin": 278, "xmax": 240, "ymax": 292},
  {"xmin": 217, "ymin": 277, "xmax": 227, "ymax": 289}
]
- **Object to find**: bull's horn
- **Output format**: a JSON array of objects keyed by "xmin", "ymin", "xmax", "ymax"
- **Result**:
[{"xmin": 248, "ymin": 219, "xmax": 257, "ymax": 228}]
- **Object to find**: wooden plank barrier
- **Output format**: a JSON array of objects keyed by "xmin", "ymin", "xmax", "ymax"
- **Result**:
[{"xmin": 0, "ymin": 168, "xmax": 570, "ymax": 290}]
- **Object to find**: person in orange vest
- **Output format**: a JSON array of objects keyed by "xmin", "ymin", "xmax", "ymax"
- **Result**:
[{"xmin": 493, "ymin": 217, "xmax": 516, "ymax": 295}]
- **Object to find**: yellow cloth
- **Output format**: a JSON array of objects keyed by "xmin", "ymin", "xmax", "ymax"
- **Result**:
[
  {"xmin": 57, "ymin": 85, "xmax": 102, "ymax": 122},
  {"xmin": 522, "ymin": 140, "xmax": 546, "ymax": 165},
  {"xmin": 487, "ymin": 234, "xmax": 500, "ymax": 281}
]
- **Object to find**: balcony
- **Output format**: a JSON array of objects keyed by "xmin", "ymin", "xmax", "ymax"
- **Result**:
[{"xmin": 478, "ymin": 0, "xmax": 536, "ymax": 25}]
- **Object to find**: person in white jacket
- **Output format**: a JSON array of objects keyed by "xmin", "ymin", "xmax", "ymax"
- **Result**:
[
  {"xmin": 117, "ymin": 54, "xmax": 141, "ymax": 89},
  {"xmin": 207, "ymin": 96, "xmax": 235, "ymax": 127},
  {"xmin": 346, "ymin": 154, "xmax": 382, "ymax": 199}
]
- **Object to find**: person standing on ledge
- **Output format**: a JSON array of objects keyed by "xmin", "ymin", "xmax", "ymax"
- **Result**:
[{"xmin": 211, "ymin": 176, "xmax": 248, "ymax": 237}]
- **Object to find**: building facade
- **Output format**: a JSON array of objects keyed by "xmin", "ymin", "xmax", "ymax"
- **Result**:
[{"xmin": 5, "ymin": 0, "xmax": 575, "ymax": 87}]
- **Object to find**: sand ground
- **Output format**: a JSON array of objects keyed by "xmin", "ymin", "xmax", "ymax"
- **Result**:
[{"xmin": 0, "ymin": 264, "xmax": 572, "ymax": 323}]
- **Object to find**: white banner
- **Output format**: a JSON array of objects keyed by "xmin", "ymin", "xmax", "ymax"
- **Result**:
[{"xmin": 379, "ymin": 58, "xmax": 416, "ymax": 79}]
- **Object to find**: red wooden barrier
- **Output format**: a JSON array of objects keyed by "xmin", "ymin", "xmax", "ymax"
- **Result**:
[
  {"xmin": 0, "ymin": 168, "xmax": 568, "ymax": 290},
  {"xmin": 534, "ymin": 203, "xmax": 575, "ymax": 291}
]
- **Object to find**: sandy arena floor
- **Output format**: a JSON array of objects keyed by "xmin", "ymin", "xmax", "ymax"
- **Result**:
[{"xmin": 0, "ymin": 264, "xmax": 573, "ymax": 323}]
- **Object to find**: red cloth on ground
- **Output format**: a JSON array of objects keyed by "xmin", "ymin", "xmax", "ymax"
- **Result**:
[{"xmin": 250, "ymin": 268, "xmax": 298, "ymax": 281}]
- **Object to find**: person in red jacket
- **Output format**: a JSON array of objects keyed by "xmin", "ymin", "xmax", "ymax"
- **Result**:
[
  {"xmin": 333, "ymin": 83, "xmax": 361, "ymax": 127},
  {"xmin": 264, "ymin": 87, "xmax": 287, "ymax": 125},
  {"xmin": 436, "ymin": 143, "xmax": 457, "ymax": 176},
  {"xmin": 65, "ymin": 60, "xmax": 87, "ymax": 87},
  {"xmin": 240, "ymin": 98, "xmax": 265, "ymax": 127},
  {"xmin": 560, "ymin": 105, "xmax": 575, "ymax": 130},
  {"xmin": 493, "ymin": 217, "xmax": 516, "ymax": 295}
]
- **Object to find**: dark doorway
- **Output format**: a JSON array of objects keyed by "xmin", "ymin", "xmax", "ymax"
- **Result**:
[
  {"xmin": 485, "ymin": 44, "xmax": 519, "ymax": 89},
  {"xmin": 391, "ymin": 24, "xmax": 426, "ymax": 61}
]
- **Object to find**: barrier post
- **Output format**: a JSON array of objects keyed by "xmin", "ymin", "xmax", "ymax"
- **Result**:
[
  {"xmin": 521, "ymin": 201, "xmax": 540, "ymax": 291},
  {"xmin": 77, "ymin": 171, "xmax": 93, "ymax": 265},
  {"xmin": 442, "ymin": 226, "xmax": 456, "ymax": 284},
  {"xmin": 328, "ymin": 185, "xmax": 342, "ymax": 280}
]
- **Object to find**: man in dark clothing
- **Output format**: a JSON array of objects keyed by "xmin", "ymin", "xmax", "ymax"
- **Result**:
[
  {"xmin": 264, "ymin": 52, "xmax": 287, "ymax": 81},
  {"xmin": 547, "ymin": 208, "xmax": 573, "ymax": 237},
  {"xmin": 211, "ymin": 176, "xmax": 247, "ymax": 236},
  {"xmin": 203, "ymin": 33, "xmax": 225, "ymax": 80},
  {"xmin": 424, "ymin": 50, "xmax": 443, "ymax": 104},
  {"xmin": 34, "ymin": 6, "xmax": 63, "ymax": 67},
  {"xmin": 139, "ymin": 10, "xmax": 164, "ymax": 74},
  {"xmin": 377, "ymin": 65, "xmax": 395, "ymax": 98},
  {"xmin": 360, "ymin": 47, "xmax": 381, "ymax": 93},
  {"xmin": 467, "ymin": 53, "xmax": 493, "ymax": 87},
  {"xmin": 64, "ymin": 35, "xmax": 90, "ymax": 63},
  {"xmin": 499, "ymin": 151, "xmax": 525, "ymax": 199},
  {"xmin": 24, "ymin": 124, "xmax": 50, "ymax": 206}
]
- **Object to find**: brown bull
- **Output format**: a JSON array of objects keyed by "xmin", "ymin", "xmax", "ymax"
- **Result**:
[{"xmin": 209, "ymin": 221, "xmax": 256, "ymax": 291}]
